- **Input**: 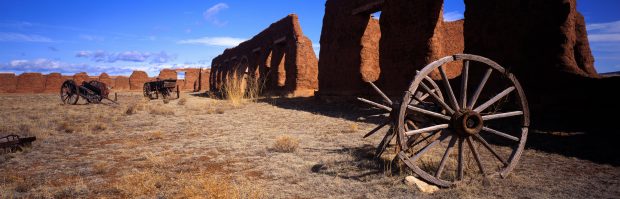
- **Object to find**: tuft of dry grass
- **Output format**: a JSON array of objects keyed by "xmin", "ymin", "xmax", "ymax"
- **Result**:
[
  {"xmin": 177, "ymin": 98, "xmax": 187, "ymax": 105},
  {"xmin": 272, "ymin": 135, "xmax": 299, "ymax": 153},
  {"xmin": 125, "ymin": 103, "xmax": 138, "ymax": 115},
  {"xmin": 56, "ymin": 122, "xmax": 78, "ymax": 133},
  {"xmin": 220, "ymin": 70, "xmax": 265, "ymax": 107},
  {"xmin": 90, "ymin": 123, "xmax": 107, "ymax": 132},
  {"xmin": 149, "ymin": 105, "xmax": 175, "ymax": 116},
  {"xmin": 341, "ymin": 123, "xmax": 359, "ymax": 133}
]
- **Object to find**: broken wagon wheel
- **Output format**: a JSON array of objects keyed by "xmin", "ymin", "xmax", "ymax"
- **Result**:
[
  {"xmin": 60, "ymin": 80, "xmax": 79, "ymax": 105},
  {"xmin": 396, "ymin": 54, "xmax": 529, "ymax": 187},
  {"xmin": 357, "ymin": 76, "xmax": 444, "ymax": 159}
]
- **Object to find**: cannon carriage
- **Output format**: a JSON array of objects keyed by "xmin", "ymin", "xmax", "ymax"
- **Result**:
[
  {"xmin": 60, "ymin": 80, "xmax": 117, "ymax": 105},
  {"xmin": 143, "ymin": 79, "xmax": 180, "ymax": 100}
]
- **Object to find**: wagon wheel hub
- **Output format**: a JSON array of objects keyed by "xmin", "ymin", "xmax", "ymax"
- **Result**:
[{"xmin": 451, "ymin": 109, "xmax": 483, "ymax": 137}]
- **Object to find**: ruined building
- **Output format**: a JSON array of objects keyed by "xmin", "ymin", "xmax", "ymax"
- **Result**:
[
  {"xmin": 210, "ymin": 14, "xmax": 318, "ymax": 97},
  {"xmin": 317, "ymin": 0, "xmax": 618, "ymax": 130}
]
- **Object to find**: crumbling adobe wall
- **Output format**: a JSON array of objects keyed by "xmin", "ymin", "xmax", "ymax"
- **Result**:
[
  {"xmin": 0, "ymin": 73, "xmax": 17, "ymax": 93},
  {"xmin": 200, "ymin": 69, "xmax": 210, "ymax": 91},
  {"xmin": 377, "ymin": 0, "xmax": 464, "ymax": 95},
  {"xmin": 317, "ymin": 0, "xmax": 464, "ymax": 97},
  {"xmin": 44, "ymin": 73, "xmax": 65, "ymax": 93},
  {"xmin": 317, "ymin": 0, "xmax": 383, "ymax": 97},
  {"xmin": 183, "ymin": 68, "xmax": 201, "ymax": 91},
  {"xmin": 113, "ymin": 76, "xmax": 130, "ymax": 90},
  {"xmin": 73, "ymin": 72, "xmax": 90, "ymax": 84},
  {"xmin": 210, "ymin": 14, "xmax": 318, "ymax": 97},
  {"xmin": 158, "ymin": 69, "xmax": 177, "ymax": 80},
  {"xmin": 99, "ymin": 73, "xmax": 113, "ymax": 88},
  {"xmin": 16, "ymin": 73, "xmax": 45, "ymax": 93},
  {"xmin": 129, "ymin": 71, "xmax": 149, "ymax": 91},
  {"xmin": 464, "ymin": 0, "xmax": 617, "ymax": 130}
]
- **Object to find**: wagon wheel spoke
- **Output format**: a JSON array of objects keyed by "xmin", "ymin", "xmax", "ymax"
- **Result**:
[
  {"xmin": 357, "ymin": 97, "xmax": 391, "ymax": 112},
  {"xmin": 375, "ymin": 126, "xmax": 395, "ymax": 158},
  {"xmin": 407, "ymin": 133, "xmax": 450, "ymax": 162},
  {"xmin": 457, "ymin": 137, "xmax": 465, "ymax": 180},
  {"xmin": 467, "ymin": 137, "xmax": 486, "ymax": 175},
  {"xmin": 482, "ymin": 111, "xmax": 523, "ymax": 121},
  {"xmin": 363, "ymin": 120, "xmax": 390, "ymax": 138},
  {"xmin": 420, "ymin": 83, "xmax": 454, "ymax": 114},
  {"xmin": 407, "ymin": 105, "xmax": 451, "ymax": 121},
  {"xmin": 467, "ymin": 68, "xmax": 493, "ymax": 109},
  {"xmin": 460, "ymin": 60, "xmax": 469, "ymax": 109},
  {"xmin": 473, "ymin": 86, "xmax": 515, "ymax": 113},
  {"xmin": 473, "ymin": 134, "xmax": 508, "ymax": 166},
  {"xmin": 482, "ymin": 126, "xmax": 520, "ymax": 142},
  {"xmin": 435, "ymin": 136, "xmax": 457, "ymax": 178},
  {"xmin": 439, "ymin": 65, "xmax": 460, "ymax": 111},
  {"xmin": 404, "ymin": 124, "xmax": 449, "ymax": 136},
  {"xmin": 408, "ymin": 130, "xmax": 441, "ymax": 149},
  {"xmin": 368, "ymin": 82, "xmax": 392, "ymax": 106}
]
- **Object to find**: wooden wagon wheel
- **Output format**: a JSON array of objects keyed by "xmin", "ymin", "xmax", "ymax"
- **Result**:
[
  {"xmin": 60, "ymin": 80, "xmax": 79, "ymax": 105},
  {"xmin": 357, "ymin": 76, "xmax": 444, "ymax": 158},
  {"xmin": 396, "ymin": 54, "xmax": 529, "ymax": 187}
]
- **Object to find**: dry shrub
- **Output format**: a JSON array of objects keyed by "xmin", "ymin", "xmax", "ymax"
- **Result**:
[
  {"xmin": 57, "ymin": 122, "xmax": 78, "ymax": 133},
  {"xmin": 115, "ymin": 170, "xmax": 165, "ymax": 197},
  {"xmin": 163, "ymin": 99, "xmax": 170, "ymax": 104},
  {"xmin": 215, "ymin": 108, "xmax": 225, "ymax": 114},
  {"xmin": 125, "ymin": 103, "xmax": 138, "ymax": 115},
  {"xmin": 149, "ymin": 131, "xmax": 164, "ymax": 140},
  {"xmin": 272, "ymin": 135, "xmax": 299, "ymax": 153},
  {"xmin": 178, "ymin": 174, "xmax": 265, "ymax": 199},
  {"xmin": 177, "ymin": 98, "xmax": 187, "ymax": 105},
  {"xmin": 149, "ymin": 106, "xmax": 175, "ymax": 116},
  {"xmin": 91, "ymin": 123, "xmax": 107, "ymax": 132},
  {"xmin": 220, "ymin": 71, "xmax": 265, "ymax": 107},
  {"xmin": 341, "ymin": 123, "xmax": 359, "ymax": 133}
]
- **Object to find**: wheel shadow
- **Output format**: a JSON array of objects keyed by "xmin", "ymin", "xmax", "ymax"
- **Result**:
[{"xmin": 307, "ymin": 144, "xmax": 406, "ymax": 181}]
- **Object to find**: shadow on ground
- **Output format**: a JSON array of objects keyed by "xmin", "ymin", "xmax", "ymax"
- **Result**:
[{"xmin": 256, "ymin": 97, "xmax": 620, "ymax": 167}]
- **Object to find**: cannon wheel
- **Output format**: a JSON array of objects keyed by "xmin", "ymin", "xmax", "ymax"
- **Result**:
[
  {"xmin": 396, "ymin": 54, "xmax": 529, "ymax": 187},
  {"xmin": 60, "ymin": 80, "xmax": 79, "ymax": 105},
  {"xmin": 357, "ymin": 76, "xmax": 444, "ymax": 158}
]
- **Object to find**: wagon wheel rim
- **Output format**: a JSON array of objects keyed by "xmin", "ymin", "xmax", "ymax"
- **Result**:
[
  {"xmin": 60, "ymin": 80, "xmax": 79, "ymax": 105},
  {"xmin": 357, "ymin": 77, "xmax": 444, "ymax": 159},
  {"xmin": 396, "ymin": 54, "xmax": 529, "ymax": 187}
]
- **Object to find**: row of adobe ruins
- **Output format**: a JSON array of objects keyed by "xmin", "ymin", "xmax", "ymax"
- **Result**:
[
  {"xmin": 208, "ymin": 0, "xmax": 618, "ymax": 130},
  {"xmin": 1, "ymin": 0, "xmax": 618, "ymax": 130},
  {"xmin": 0, "ymin": 68, "xmax": 210, "ymax": 93}
]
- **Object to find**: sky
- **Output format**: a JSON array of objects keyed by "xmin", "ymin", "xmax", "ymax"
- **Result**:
[{"xmin": 0, "ymin": 0, "xmax": 619, "ymax": 76}]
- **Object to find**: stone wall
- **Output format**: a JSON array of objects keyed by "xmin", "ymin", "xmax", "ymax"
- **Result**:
[
  {"xmin": 0, "ymin": 73, "xmax": 17, "ymax": 93},
  {"xmin": 210, "ymin": 14, "xmax": 318, "ymax": 97},
  {"xmin": 0, "ymin": 68, "xmax": 210, "ymax": 94},
  {"xmin": 463, "ymin": 0, "xmax": 618, "ymax": 130}
]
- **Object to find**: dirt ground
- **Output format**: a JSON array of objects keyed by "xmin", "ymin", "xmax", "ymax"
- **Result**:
[{"xmin": 1, "ymin": 93, "xmax": 619, "ymax": 198}]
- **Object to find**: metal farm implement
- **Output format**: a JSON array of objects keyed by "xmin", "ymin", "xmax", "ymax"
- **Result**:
[
  {"xmin": 60, "ymin": 80, "xmax": 118, "ymax": 105},
  {"xmin": 143, "ymin": 79, "xmax": 180, "ymax": 100},
  {"xmin": 358, "ymin": 54, "xmax": 529, "ymax": 187},
  {"xmin": 0, "ymin": 134, "xmax": 36, "ymax": 155}
]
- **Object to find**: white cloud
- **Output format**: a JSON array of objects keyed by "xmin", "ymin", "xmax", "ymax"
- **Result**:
[
  {"xmin": 588, "ymin": 34, "xmax": 620, "ymax": 42},
  {"xmin": 587, "ymin": 20, "xmax": 620, "ymax": 42},
  {"xmin": 203, "ymin": 3, "xmax": 229, "ymax": 26},
  {"xmin": 177, "ymin": 36, "xmax": 245, "ymax": 47},
  {"xmin": 75, "ymin": 50, "xmax": 177, "ymax": 63},
  {"xmin": 0, "ymin": 32, "xmax": 54, "ymax": 42},
  {"xmin": 443, "ymin": 11, "xmax": 464, "ymax": 22},
  {"xmin": 79, "ymin": 34, "xmax": 104, "ymax": 42},
  {"xmin": 1, "ymin": 58, "xmax": 88, "ymax": 74}
]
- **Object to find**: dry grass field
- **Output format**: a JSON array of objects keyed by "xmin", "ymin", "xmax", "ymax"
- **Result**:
[{"xmin": 1, "ymin": 93, "xmax": 619, "ymax": 198}]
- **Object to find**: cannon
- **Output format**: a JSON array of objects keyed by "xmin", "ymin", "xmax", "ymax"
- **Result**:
[
  {"xmin": 60, "ymin": 80, "xmax": 117, "ymax": 105},
  {"xmin": 358, "ymin": 54, "xmax": 529, "ymax": 187},
  {"xmin": 143, "ymin": 79, "xmax": 180, "ymax": 100}
]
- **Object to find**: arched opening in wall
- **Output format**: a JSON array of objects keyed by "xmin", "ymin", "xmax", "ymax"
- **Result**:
[
  {"xmin": 274, "ymin": 38, "xmax": 287, "ymax": 88},
  {"xmin": 443, "ymin": 1, "xmax": 464, "ymax": 22}
]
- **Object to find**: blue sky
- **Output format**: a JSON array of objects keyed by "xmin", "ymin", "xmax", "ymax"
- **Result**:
[{"xmin": 0, "ymin": 0, "xmax": 619, "ymax": 76}]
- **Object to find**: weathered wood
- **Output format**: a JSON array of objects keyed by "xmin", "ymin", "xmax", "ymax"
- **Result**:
[
  {"xmin": 407, "ymin": 105, "xmax": 451, "ymax": 121},
  {"xmin": 364, "ymin": 120, "xmax": 390, "ymax": 138},
  {"xmin": 474, "ymin": 86, "xmax": 515, "ymax": 113},
  {"xmin": 482, "ymin": 126, "xmax": 520, "ymax": 142},
  {"xmin": 357, "ymin": 97, "xmax": 391, "ymax": 112},
  {"xmin": 482, "ymin": 111, "xmax": 523, "ymax": 121},
  {"xmin": 368, "ymin": 82, "xmax": 392, "ymax": 105},
  {"xmin": 404, "ymin": 124, "xmax": 449, "ymax": 136},
  {"xmin": 435, "ymin": 136, "xmax": 457, "ymax": 178},
  {"xmin": 468, "ymin": 68, "xmax": 492, "ymax": 109},
  {"xmin": 439, "ymin": 65, "xmax": 460, "ymax": 111},
  {"xmin": 460, "ymin": 60, "xmax": 469, "ymax": 109},
  {"xmin": 467, "ymin": 137, "xmax": 486, "ymax": 175},
  {"xmin": 420, "ymin": 82, "xmax": 454, "ymax": 114}
]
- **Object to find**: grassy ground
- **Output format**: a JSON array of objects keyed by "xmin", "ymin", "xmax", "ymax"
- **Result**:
[{"xmin": 0, "ymin": 93, "xmax": 619, "ymax": 198}]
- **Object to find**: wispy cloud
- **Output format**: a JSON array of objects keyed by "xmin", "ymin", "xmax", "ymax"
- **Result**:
[
  {"xmin": 0, "ymin": 58, "xmax": 89, "ymax": 74},
  {"xmin": 177, "ymin": 36, "xmax": 245, "ymax": 47},
  {"xmin": 75, "ymin": 50, "xmax": 177, "ymax": 64},
  {"xmin": 79, "ymin": 34, "xmax": 105, "ymax": 42},
  {"xmin": 203, "ymin": 3, "xmax": 229, "ymax": 27},
  {"xmin": 587, "ymin": 20, "xmax": 620, "ymax": 42},
  {"xmin": 0, "ymin": 32, "xmax": 54, "ymax": 42},
  {"xmin": 443, "ymin": 11, "xmax": 464, "ymax": 22}
]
